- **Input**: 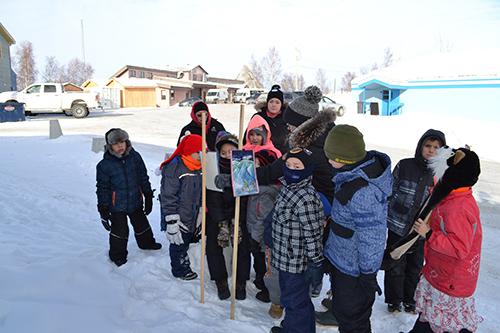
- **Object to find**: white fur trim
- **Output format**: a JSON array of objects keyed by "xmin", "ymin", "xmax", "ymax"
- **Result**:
[{"xmin": 428, "ymin": 146, "xmax": 454, "ymax": 181}]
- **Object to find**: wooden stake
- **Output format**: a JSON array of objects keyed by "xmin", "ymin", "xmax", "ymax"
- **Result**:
[
  {"xmin": 200, "ymin": 111, "xmax": 207, "ymax": 304},
  {"xmin": 230, "ymin": 104, "xmax": 245, "ymax": 320}
]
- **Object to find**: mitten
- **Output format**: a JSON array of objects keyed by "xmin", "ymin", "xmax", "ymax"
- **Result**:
[
  {"xmin": 98, "ymin": 205, "xmax": 111, "ymax": 231},
  {"xmin": 217, "ymin": 220, "xmax": 230, "ymax": 248},
  {"xmin": 166, "ymin": 220, "xmax": 187, "ymax": 245},
  {"xmin": 143, "ymin": 191, "xmax": 154, "ymax": 215}
]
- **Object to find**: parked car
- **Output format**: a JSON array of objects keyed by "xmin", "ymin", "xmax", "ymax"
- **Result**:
[
  {"xmin": 178, "ymin": 97, "xmax": 202, "ymax": 107},
  {"xmin": 319, "ymin": 96, "xmax": 345, "ymax": 116},
  {"xmin": 206, "ymin": 88, "xmax": 228, "ymax": 103},
  {"xmin": 0, "ymin": 83, "xmax": 99, "ymax": 118},
  {"xmin": 234, "ymin": 88, "xmax": 265, "ymax": 103}
]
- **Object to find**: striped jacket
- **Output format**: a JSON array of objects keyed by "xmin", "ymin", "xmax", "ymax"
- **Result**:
[{"xmin": 272, "ymin": 177, "xmax": 324, "ymax": 273}]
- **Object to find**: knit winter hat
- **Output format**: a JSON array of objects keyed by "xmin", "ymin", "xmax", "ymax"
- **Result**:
[
  {"xmin": 324, "ymin": 125, "xmax": 366, "ymax": 164},
  {"xmin": 286, "ymin": 147, "xmax": 314, "ymax": 169},
  {"xmin": 215, "ymin": 131, "xmax": 239, "ymax": 152},
  {"xmin": 193, "ymin": 101, "xmax": 209, "ymax": 114},
  {"xmin": 160, "ymin": 134, "xmax": 204, "ymax": 169},
  {"xmin": 255, "ymin": 149, "xmax": 278, "ymax": 166},
  {"xmin": 105, "ymin": 128, "xmax": 129, "ymax": 145},
  {"xmin": 283, "ymin": 86, "xmax": 322, "ymax": 127},
  {"xmin": 267, "ymin": 84, "xmax": 284, "ymax": 104},
  {"xmin": 249, "ymin": 126, "xmax": 268, "ymax": 144}
]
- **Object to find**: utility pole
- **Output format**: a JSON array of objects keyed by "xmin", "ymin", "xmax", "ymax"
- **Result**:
[{"xmin": 81, "ymin": 19, "xmax": 86, "ymax": 63}]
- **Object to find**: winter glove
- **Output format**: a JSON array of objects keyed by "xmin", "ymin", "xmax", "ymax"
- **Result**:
[
  {"xmin": 143, "ymin": 191, "xmax": 154, "ymax": 216},
  {"xmin": 359, "ymin": 273, "xmax": 382, "ymax": 296},
  {"xmin": 217, "ymin": 220, "xmax": 230, "ymax": 248},
  {"xmin": 230, "ymin": 220, "xmax": 243, "ymax": 246},
  {"xmin": 214, "ymin": 174, "xmax": 232, "ymax": 189},
  {"xmin": 98, "ymin": 205, "xmax": 111, "ymax": 231},
  {"xmin": 166, "ymin": 220, "xmax": 188, "ymax": 245}
]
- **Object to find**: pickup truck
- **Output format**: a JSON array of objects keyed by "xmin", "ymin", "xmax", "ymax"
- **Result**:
[{"xmin": 0, "ymin": 83, "xmax": 99, "ymax": 118}]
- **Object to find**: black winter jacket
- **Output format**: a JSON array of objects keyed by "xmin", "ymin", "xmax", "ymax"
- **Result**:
[
  {"xmin": 177, "ymin": 118, "xmax": 225, "ymax": 152},
  {"xmin": 387, "ymin": 129, "xmax": 446, "ymax": 236},
  {"xmin": 96, "ymin": 147, "xmax": 152, "ymax": 214}
]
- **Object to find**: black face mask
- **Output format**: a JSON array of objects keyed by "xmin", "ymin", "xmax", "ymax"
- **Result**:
[
  {"xmin": 282, "ymin": 165, "xmax": 313, "ymax": 184},
  {"xmin": 218, "ymin": 157, "xmax": 231, "ymax": 174}
]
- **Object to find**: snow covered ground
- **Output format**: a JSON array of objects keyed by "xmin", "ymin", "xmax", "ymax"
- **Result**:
[{"xmin": 1, "ymin": 104, "xmax": 499, "ymax": 332}]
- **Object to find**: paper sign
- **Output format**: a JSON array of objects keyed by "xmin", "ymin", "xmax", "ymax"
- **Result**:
[
  {"xmin": 230, "ymin": 150, "xmax": 259, "ymax": 197},
  {"xmin": 206, "ymin": 151, "xmax": 223, "ymax": 192}
]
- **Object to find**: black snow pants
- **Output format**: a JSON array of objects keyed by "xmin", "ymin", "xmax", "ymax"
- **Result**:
[
  {"xmin": 109, "ymin": 209, "xmax": 158, "ymax": 263},
  {"xmin": 384, "ymin": 230, "xmax": 424, "ymax": 306}
]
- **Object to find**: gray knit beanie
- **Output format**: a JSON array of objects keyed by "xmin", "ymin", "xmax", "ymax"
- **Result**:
[{"xmin": 283, "ymin": 86, "xmax": 322, "ymax": 127}]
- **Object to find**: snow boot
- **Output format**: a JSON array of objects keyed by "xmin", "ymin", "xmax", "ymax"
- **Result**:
[
  {"xmin": 235, "ymin": 280, "xmax": 246, "ymax": 300},
  {"xmin": 404, "ymin": 302, "xmax": 417, "ymax": 314},
  {"xmin": 268, "ymin": 303, "xmax": 284, "ymax": 319},
  {"xmin": 253, "ymin": 274, "xmax": 266, "ymax": 290},
  {"xmin": 216, "ymin": 279, "xmax": 231, "ymax": 300},
  {"xmin": 112, "ymin": 258, "xmax": 127, "ymax": 267},
  {"xmin": 388, "ymin": 303, "xmax": 402, "ymax": 313},
  {"xmin": 140, "ymin": 242, "xmax": 162, "ymax": 250},
  {"xmin": 178, "ymin": 271, "xmax": 198, "ymax": 281},
  {"xmin": 315, "ymin": 310, "xmax": 338, "ymax": 326},
  {"xmin": 256, "ymin": 287, "xmax": 271, "ymax": 303}
]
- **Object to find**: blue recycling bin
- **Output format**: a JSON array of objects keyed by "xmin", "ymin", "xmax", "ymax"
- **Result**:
[{"xmin": 0, "ymin": 102, "xmax": 25, "ymax": 123}]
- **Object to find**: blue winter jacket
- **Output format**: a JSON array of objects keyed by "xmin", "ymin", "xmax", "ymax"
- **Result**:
[
  {"xmin": 159, "ymin": 156, "xmax": 202, "ymax": 232},
  {"xmin": 324, "ymin": 151, "xmax": 392, "ymax": 277},
  {"xmin": 96, "ymin": 148, "xmax": 152, "ymax": 214}
]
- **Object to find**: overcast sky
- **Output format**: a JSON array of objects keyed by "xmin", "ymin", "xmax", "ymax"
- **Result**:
[{"xmin": 2, "ymin": 0, "xmax": 500, "ymax": 85}]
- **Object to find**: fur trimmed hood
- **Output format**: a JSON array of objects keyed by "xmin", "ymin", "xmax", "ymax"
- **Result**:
[
  {"xmin": 254, "ymin": 100, "xmax": 288, "ymax": 113},
  {"xmin": 288, "ymin": 108, "xmax": 336, "ymax": 149}
]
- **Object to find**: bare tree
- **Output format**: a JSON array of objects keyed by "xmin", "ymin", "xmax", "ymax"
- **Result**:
[
  {"xmin": 59, "ymin": 58, "xmax": 94, "ymax": 85},
  {"xmin": 281, "ymin": 72, "xmax": 295, "ymax": 91},
  {"xmin": 296, "ymin": 74, "xmax": 305, "ymax": 90},
  {"xmin": 42, "ymin": 56, "xmax": 62, "ymax": 82},
  {"xmin": 316, "ymin": 68, "xmax": 330, "ymax": 94},
  {"xmin": 261, "ymin": 47, "xmax": 282, "ymax": 88},
  {"xmin": 381, "ymin": 48, "xmax": 394, "ymax": 68},
  {"xmin": 371, "ymin": 62, "xmax": 379, "ymax": 71},
  {"xmin": 14, "ymin": 41, "xmax": 37, "ymax": 90},
  {"xmin": 340, "ymin": 71, "xmax": 356, "ymax": 92},
  {"xmin": 249, "ymin": 55, "xmax": 264, "ymax": 88}
]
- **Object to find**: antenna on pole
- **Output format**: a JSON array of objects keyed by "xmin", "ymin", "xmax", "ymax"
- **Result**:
[{"xmin": 81, "ymin": 19, "xmax": 86, "ymax": 63}]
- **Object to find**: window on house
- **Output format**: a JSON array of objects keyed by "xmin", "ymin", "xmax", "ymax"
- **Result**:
[
  {"xmin": 147, "ymin": 72, "xmax": 153, "ymax": 79},
  {"xmin": 170, "ymin": 90, "xmax": 175, "ymax": 99},
  {"xmin": 130, "ymin": 70, "xmax": 137, "ymax": 77},
  {"xmin": 44, "ymin": 85, "xmax": 57, "ymax": 93},
  {"xmin": 161, "ymin": 90, "xmax": 167, "ymax": 100},
  {"xmin": 193, "ymin": 74, "xmax": 200, "ymax": 81},
  {"xmin": 139, "ymin": 71, "xmax": 145, "ymax": 78}
]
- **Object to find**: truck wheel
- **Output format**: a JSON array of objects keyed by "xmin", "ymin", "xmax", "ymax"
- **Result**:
[
  {"xmin": 336, "ymin": 107, "xmax": 345, "ymax": 117},
  {"xmin": 72, "ymin": 104, "xmax": 89, "ymax": 118}
]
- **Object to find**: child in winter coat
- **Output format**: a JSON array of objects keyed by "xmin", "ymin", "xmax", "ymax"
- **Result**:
[
  {"xmin": 317, "ymin": 125, "xmax": 392, "ymax": 332},
  {"xmin": 384, "ymin": 129, "xmax": 446, "ymax": 313},
  {"xmin": 206, "ymin": 131, "xmax": 251, "ymax": 300},
  {"xmin": 410, "ymin": 147, "xmax": 482, "ymax": 333},
  {"xmin": 242, "ymin": 114, "xmax": 282, "ymax": 157},
  {"xmin": 96, "ymin": 128, "xmax": 161, "ymax": 267},
  {"xmin": 177, "ymin": 101, "xmax": 225, "ymax": 151},
  {"xmin": 246, "ymin": 149, "xmax": 281, "ymax": 303},
  {"xmin": 270, "ymin": 148, "xmax": 324, "ymax": 333},
  {"xmin": 159, "ymin": 134, "xmax": 203, "ymax": 280}
]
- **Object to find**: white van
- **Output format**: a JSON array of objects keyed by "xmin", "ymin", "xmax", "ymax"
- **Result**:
[
  {"xmin": 206, "ymin": 89, "xmax": 228, "ymax": 104},
  {"xmin": 234, "ymin": 88, "xmax": 264, "ymax": 103}
]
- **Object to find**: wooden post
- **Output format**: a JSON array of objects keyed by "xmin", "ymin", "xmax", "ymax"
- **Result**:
[
  {"xmin": 200, "ymin": 112, "xmax": 207, "ymax": 303},
  {"xmin": 230, "ymin": 104, "xmax": 245, "ymax": 320}
]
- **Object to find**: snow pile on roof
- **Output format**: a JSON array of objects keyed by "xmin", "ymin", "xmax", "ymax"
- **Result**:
[{"xmin": 354, "ymin": 49, "xmax": 500, "ymax": 85}]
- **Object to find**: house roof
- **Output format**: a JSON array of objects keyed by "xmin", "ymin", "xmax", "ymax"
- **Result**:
[
  {"xmin": 106, "ymin": 77, "xmax": 192, "ymax": 89},
  {"xmin": 110, "ymin": 65, "xmax": 178, "ymax": 79},
  {"xmin": 353, "ymin": 50, "xmax": 500, "ymax": 89},
  {"xmin": 0, "ymin": 23, "xmax": 15, "ymax": 45}
]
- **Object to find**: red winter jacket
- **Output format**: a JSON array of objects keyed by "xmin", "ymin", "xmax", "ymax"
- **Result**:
[{"xmin": 422, "ymin": 188, "xmax": 482, "ymax": 297}]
